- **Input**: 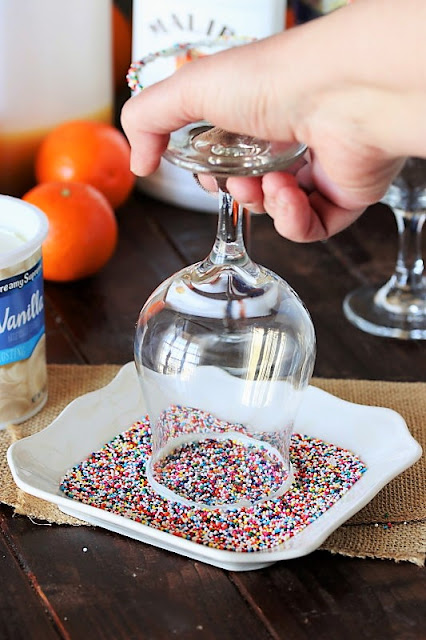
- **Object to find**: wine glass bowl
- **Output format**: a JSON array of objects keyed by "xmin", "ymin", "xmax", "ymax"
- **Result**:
[
  {"xmin": 129, "ymin": 38, "xmax": 316, "ymax": 509},
  {"xmin": 135, "ymin": 244, "xmax": 315, "ymax": 509},
  {"xmin": 344, "ymin": 157, "xmax": 426, "ymax": 340}
]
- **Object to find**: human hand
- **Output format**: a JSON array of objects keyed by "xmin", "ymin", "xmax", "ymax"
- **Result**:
[{"xmin": 122, "ymin": 0, "xmax": 422, "ymax": 241}]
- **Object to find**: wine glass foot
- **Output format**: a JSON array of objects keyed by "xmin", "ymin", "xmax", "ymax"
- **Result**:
[{"xmin": 343, "ymin": 284, "xmax": 426, "ymax": 340}]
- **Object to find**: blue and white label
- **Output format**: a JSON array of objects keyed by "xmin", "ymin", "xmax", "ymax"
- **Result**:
[{"xmin": 0, "ymin": 259, "xmax": 45, "ymax": 366}]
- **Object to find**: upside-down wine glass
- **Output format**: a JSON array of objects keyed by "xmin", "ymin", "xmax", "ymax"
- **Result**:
[
  {"xmin": 343, "ymin": 157, "xmax": 426, "ymax": 339},
  {"xmin": 128, "ymin": 38, "xmax": 316, "ymax": 510}
]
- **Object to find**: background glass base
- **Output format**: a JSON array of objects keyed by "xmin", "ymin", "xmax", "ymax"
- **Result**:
[{"xmin": 343, "ymin": 285, "xmax": 426, "ymax": 340}]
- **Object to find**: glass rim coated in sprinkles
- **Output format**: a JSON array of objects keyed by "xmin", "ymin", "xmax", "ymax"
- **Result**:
[
  {"xmin": 126, "ymin": 35, "xmax": 256, "ymax": 95},
  {"xmin": 60, "ymin": 407, "xmax": 367, "ymax": 554}
]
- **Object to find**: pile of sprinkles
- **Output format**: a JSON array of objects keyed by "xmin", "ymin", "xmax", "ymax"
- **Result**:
[
  {"xmin": 151, "ymin": 436, "xmax": 287, "ymax": 507},
  {"xmin": 60, "ymin": 407, "xmax": 367, "ymax": 553}
]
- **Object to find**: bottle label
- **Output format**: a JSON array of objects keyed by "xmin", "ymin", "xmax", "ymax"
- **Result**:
[
  {"xmin": 0, "ymin": 258, "xmax": 45, "ymax": 365},
  {"xmin": 132, "ymin": 0, "xmax": 287, "ymax": 59}
]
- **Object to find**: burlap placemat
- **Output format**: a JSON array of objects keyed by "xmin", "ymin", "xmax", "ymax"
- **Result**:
[{"xmin": 1, "ymin": 365, "xmax": 424, "ymax": 565}]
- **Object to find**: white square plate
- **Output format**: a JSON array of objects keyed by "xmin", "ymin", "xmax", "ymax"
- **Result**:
[{"xmin": 7, "ymin": 363, "xmax": 422, "ymax": 571}]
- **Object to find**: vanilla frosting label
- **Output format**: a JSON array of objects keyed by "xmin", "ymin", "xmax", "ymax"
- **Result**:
[{"xmin": 0, "ymin": 259, "xmax": 45, "ymax": 365}]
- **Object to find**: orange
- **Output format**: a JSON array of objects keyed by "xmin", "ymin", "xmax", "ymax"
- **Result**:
[
  {"xmin": 35, "ymin": 120, "xmax": 135, "ymax": 209},
  {"xmin": 286, "ymin": 7, "xmax": 296, "ymax": 28},
  {"xmin": 23, "ymin": 182, "xmax": 118, "ymax": 282},
  {"xmin": 113, "ymin": 3, "xmax": 132, "ymax": 90}
]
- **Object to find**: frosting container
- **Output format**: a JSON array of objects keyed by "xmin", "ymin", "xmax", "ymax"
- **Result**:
[{"xmin": 0, "ymin": 196, "xmax": 49, "ymax": 428}]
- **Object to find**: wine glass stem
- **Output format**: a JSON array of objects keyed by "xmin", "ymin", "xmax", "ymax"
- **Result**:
[
  {"xmin": 209, "ymin": 182, "xmax": 249, "ymax": 266},
  {"xmin": 392, "ymin": 207, "xmax": 426, "ymax": 290},
  {"xmin": 244, "ymin": 208, "xmax": 252, "ymax": 256}
]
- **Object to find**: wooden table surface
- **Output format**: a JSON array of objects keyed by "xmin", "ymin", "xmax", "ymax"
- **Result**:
[{"xmin": 1, "ymin": 190, "xmax": 426, "ymax": 640}]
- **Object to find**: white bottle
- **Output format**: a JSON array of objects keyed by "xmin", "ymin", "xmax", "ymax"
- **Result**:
[
  {"xmin": 132, "ymin": 0, "xmax": 287, "ymax": 213},
  {"xmin": 0, "ymin": 0, "xmax": 112, "ymax": 197}
]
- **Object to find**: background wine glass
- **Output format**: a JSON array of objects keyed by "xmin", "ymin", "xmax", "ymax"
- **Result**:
[{"xmin": 343, "ymin": 157, "xmax": 426, "ymax": 339}]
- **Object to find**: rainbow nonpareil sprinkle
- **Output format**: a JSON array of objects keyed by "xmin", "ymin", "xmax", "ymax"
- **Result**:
[
  {"xmin": 60, "ymin": 407, "xmax": 367, "ymax": 553},
  {"xmin": 151, "ymin": 436, "xmax": 288, "ymax": 507}
]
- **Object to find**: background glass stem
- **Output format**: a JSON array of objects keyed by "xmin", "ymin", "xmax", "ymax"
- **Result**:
[{"xmin": 393, "ymin": 208, "xmax": 426, "ymax": 291}]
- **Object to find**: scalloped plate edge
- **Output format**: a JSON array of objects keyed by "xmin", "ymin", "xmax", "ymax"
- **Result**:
[{"xmin": 7, "ymin": 363, "xmax": 422, "ymax": 571}]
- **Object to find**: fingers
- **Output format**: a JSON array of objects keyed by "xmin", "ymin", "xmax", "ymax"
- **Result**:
[
  {"xmin": 309, "ymin": 153, "xmax": 403, "ymax": 211},
  {"xmin": 121, "ymin": 80, "xmax": 186, "ymax": 176},
  {"xmin": 225, "ymin": 172, "xmax": 363, "ymax": 242},
  {"xmin": 128, "ymin": 131, "xmax": 170, "ymax": 175},
  {"xmin": 226, "ymin": 177, "xmax": 265, "ymax": 213},
  {"xmin": 196, "ymin": 175, "xmax": 266, "ymax": 213},
  {"xmin": 260, "ymin": 172, "xmax": 365, "ymax": 242},
  {"xmin": 197, "ymin": 174, "xmax": 218, "ymax": 193},
  {"xmin": 262, "ymin": 173, "xmax": 326, "ymax": 242},
  {"xmin": 121, "ymin": 33, "xmax": 297, "ymax": 177},
  {"xmin": 120, "ymin": 25, "xmax": 402, "ymax": 241},
  {"xmin": 307, "ymin": 192, "xmax": 364, "ymax": 239},
  {"xmin": 197, "ymin": 169, "xmax": 365, "ymax": 243}
]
